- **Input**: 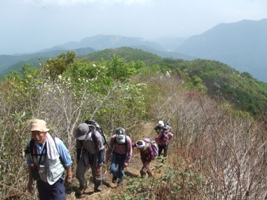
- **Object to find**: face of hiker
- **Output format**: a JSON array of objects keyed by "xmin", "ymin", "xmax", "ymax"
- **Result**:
[{"xmin": 31, "ymin": 131, "xmax": 47, "ymax": 144}]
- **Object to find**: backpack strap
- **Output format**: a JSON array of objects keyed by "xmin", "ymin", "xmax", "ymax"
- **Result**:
[
  {"xmin": 29, "ymin": 138, "xmax": 35, "ymax": 158},
  {"xmin": 30, "ymin": 136, "xmax": 64, "ymax": 167},
  {"xmin": 29, "ymin": 139, "xmax": 47, "ymax": 165},
  {"xmin": 91, "ymin": 129, "xmax": 98, "ymax": 149}
]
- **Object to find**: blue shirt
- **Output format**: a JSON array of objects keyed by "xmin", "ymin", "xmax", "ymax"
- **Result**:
[{"xmin": 26, "ymin": 137, "xmax": 73, "ymax": 168}]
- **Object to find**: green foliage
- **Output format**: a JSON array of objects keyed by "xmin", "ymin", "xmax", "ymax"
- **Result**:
[
  {"xmin": 0, "ymin": 48, "xmax": 267, "ymax": 199},
  {"xmin": 63, "ymin": 60, "xmax": 113, "ymax": 94},
  {"xmin": 173, "ymin": 59, "xmax": 267, "ymax": 116},
  {"xmin": 43, "ymin": 51, "xmax": 76, "ymax": 79},
  {"xmin": 106, "ymin": 56, "xmax": 136, "ymax": 82},
  {"xmin": 80, "ymin": 47, "xmax": 162, "ymax": 65}
]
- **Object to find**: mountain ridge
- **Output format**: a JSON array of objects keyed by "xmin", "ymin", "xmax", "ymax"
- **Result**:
[
  {"xmin": 0, "ymin": 18, "xmax": 266, "ymax": 82},
  {"xmin": 174, "ymin": 18, "xmax": 267, "ymax": 82}
]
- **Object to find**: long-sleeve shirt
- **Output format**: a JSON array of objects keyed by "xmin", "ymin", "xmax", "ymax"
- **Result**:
[
  {"xmin": 76, "ymin": 130, "xmax": 105, "ymax": 166},
  {"xmin": 106, "ymin": 134, "xmax": 132, "ymax": 163},
  {"xmin": 155, "ymin": 131, "xmax": 173, "ymax": 146},
  {"xmin": 132, "ymin": 142, "xmax": 156, "ymax": 162},
  {"xmin": 26, "ymin": 137, "xmax": 73, "ymax": 168}
]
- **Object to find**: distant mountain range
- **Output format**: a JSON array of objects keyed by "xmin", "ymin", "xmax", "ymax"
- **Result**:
[
  {"xmin": 1, "ymin": 18, "xmax": 266, "ymax": 82},
  {"xmin": 175, "ymin": 18, "xmax": 267, "ymax": 82}
]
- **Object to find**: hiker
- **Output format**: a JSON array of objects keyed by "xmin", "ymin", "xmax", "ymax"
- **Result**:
[
  {"xmin": 132, "ymin": 139, "xmax": 158, "ymax": 178},
  {"xmin": 155, "ymin": 126, "xmax": 173, "ymax": 157},
  {"xmin": 154, "ymin": 120, "xmax": 172, "ymax": 134},
  {"xmin": 105, "ymin": 127, "xmax": 132, "ymax": 186},
  {"xmin": 74, "ymin": 122, "xmax": 105, "ymax": 197},
  {"xmin": 25, "ymin": 119, "xmax": 73, "ymax": 200}
]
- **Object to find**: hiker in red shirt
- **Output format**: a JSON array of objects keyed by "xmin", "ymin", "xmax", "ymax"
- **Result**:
[
  {"xmin": 105, "ymin": 127, "xmax": 132, "ymax": 186},
  {"xmin": 155, "ymin": 127, "xmax": 173, "ymax": 157},
  {"xmin": 132, "ymin": 139, "xmax": 158, "ymax": 177}
]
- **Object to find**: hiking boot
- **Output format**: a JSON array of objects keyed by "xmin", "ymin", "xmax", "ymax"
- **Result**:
[
  {"xmin": 94, "ymin": 186, "xmax": 102, "ymax": 192},
  {"xmin": 147, "ymin": 171, "xmax": 153, "ymax": 177},
  {"xmin": 117, "ymin": 178, "xmax": 124, "ymax": 186},
  {"xmin": 112, "ymin": 176, "xmax": 118, "ymax": 183},
  {"xmin": 75, "ymin": 186, "xmax": 86, "ymax": 198}
]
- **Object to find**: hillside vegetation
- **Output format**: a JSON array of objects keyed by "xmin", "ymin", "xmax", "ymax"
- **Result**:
[
  {"xmin": 81, "ymin": 47, "xmax": 267, "ymax": 117},
  {"xmin": 0, "ymin": 50, "xmax": 266, "ymax": 199}
]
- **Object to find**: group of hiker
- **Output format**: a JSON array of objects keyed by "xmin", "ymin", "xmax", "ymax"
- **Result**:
[{"xmin": 25, "ymin": 119, "xmax": 173, "ymax": 199}]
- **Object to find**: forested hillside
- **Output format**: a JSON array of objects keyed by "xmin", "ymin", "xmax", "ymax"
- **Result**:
[
  {"xmin": 0, "ymin": 51, "xmax": 266, "ymax": 199},
  {"xmin": 81, "ymin": 47, "xmax": 267, "ymax": 117}
]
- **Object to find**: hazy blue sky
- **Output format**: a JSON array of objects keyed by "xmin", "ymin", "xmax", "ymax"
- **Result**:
[{"xmin": 1, "ymin": 0, "xmax": 266, "ymax": 55}]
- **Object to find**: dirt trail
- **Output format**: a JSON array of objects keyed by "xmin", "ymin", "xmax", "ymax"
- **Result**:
[{"xmin": 66, "ymin": 122, "xmax": 156, "ymax": 200}]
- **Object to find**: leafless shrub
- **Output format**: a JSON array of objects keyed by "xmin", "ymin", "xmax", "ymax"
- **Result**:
[{"xmin": 138, "ymin": 73, "xmax": 267, "ymax": 199}]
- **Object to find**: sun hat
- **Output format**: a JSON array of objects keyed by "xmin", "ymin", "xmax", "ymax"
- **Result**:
[
  {"xmin": 158, "ymin": 120, "xmax": 164, "ymax": 127},
  {"xmin": 75, "ymin": 123, "xmax": 89, "ymax": 140},
  {"xmin": 116, "ymin": 127, "xmax": 125, "ymax": 135},
  {"xmin": 136, "ymin": 140, "xmax": 145, "ymax": 149},
  {"xmin": 115, "ymin": 127, "xmax": 126, "ymax": 143},
  {"xmin": 30, "ymin": 119, "xmax": 49, "ymax": 132}
]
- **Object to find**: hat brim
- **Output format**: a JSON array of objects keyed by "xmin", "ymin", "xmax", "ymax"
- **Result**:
[
  {"xmin": 136, "ymin": 141, "xmax": 145, "ymax": 149},
  {"xmin": 75, "ymin": 134, "xmax": 87, "ymax": 140},
  {"xmin": 31, "ymin": 128, "xmax": 49, "ymax": 132}
]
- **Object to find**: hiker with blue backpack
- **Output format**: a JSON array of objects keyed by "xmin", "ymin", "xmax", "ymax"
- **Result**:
[
  {"xmin": 74, "ymin": 121, "xmax": 105, "ymax": 197},
  {"xmin": 25, "ymin": 119, "xmax": 73, "ymax": 200},
  {"xmin": 132, "ymin": 138, "xmax": 158, "ymax": 178},
  {"xmin": 154, "ymin": 120, "xmax": 172, "ymax": 135},
  {"xmin": 155, "ymin": 126, "xmax": 173, "ymax": 157},
  {"xmin": 105, "ymin": 127, "xmax": 132, "ymax": 186}
]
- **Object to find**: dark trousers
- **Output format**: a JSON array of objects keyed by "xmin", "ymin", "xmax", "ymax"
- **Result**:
[
  {"xmin": 37, "ymin": 178, "xmax": 65, "ymax": 200},
  {"xmin": 158, "ymin": 144, "xmax": 168, "ymax": 157},
  {"xmin": 76, "ymin": 152, "xmax": 102, "ymax": 191}
]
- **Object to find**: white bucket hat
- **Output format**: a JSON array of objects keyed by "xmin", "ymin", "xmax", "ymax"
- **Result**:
[{"xmin": 136, "ymin": 140, "xmax": 145, "ymax": 149}]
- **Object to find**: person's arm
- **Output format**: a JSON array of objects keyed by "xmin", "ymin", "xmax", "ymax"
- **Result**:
[
  {"xmin": 168, "ymin": 132, "xmax": 174, "ymax": 140},
  {"xmin": 76, "ymin": 139, "xmax": 83, "ymax": 162},
  {"xmin": 125, "ymin": 136, "xmax": 133, "ymax": 164},
  {"xmin": 132, "ymin": 142, "xmax": 137, "ymax": 148},
  {"xmin": 154, "ymin": 126, "xmax": 160, "ymax": 134},
  {"xmin": 97, "ymin": 149, "xmax": 104, "ymax": 167},
  {"xmin": 64, "ymin": 166, "xmax": 73, "ymax": 183},
  {"xmin": 94, "ymin": 131, "xmax": 105, "ymax": 167},
  {"xmin": 25, "ymin": 142, "xmax": 34, "ymax": 193},
  {"xmin": 56, "ymin": 138, "xmax": 73, "ymax": 167},
  {"xmin": 55, "ymin": 138, "xmax": 73, "ymax": 182},
  {"xmin": 27, "ymin": 166, "xmax": 34, "ymax": 193},
  {"xmin": 96, "ymin": 149, "xmax": 104, "ymax": 174},
  {"xmin": 105, "ymin": 136, "xmax": 115, "ymax": 163}
]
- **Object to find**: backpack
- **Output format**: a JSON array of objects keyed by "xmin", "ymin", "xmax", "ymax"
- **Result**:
[
  {"xmin": 143, "ymin": 138, "xmax": 158, "ymax": 158},
  {"xmin": 85, "ymin": 119, "xmax": 107, "ymax": 145},
  {"xmin": 163, "ymin": 121, "xmax": 172, "ymax": 132}
]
